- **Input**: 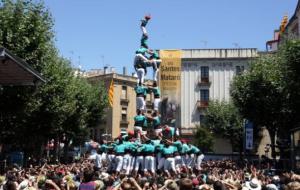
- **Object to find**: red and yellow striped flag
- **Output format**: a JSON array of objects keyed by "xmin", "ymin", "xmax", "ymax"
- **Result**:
[{"xmin": 108, "ymin": 79, "xmax": 114, "ymax": 107}]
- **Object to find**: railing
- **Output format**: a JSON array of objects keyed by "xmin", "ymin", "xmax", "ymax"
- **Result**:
[
  {"xmin": 198, "ymin": 77, "xmax": 211, "ymax": 86},
  {"xmin": 120, "ymin": 120, "xmax": 129, "ymax": 125},
  {"xmin": 197, "ymin": 100, "xmax": 209, "ymax": 110}
]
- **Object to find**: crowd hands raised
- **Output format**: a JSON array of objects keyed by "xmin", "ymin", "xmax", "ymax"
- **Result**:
[
  {"xmin": 1, "ymin": 156, "xmax": 300, "ymax": 190},
  {"xmin": 0, "ymin": 125, "xmax": 299, "ymax": 190}
]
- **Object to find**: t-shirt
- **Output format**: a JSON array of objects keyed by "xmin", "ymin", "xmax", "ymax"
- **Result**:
[
  {"xmin": 152, "ymin": 116, "xmax": 161, "ymax": 129},
  {"xmin": 114, "ymin": 143, "xmax": 127, "ymax": 153},
  {"xmin": 134, "ymin": 115, "xmax": 147, "ymax": 127},
  {"xmin": 136, "ymin": 47, "xmax": 148, "ymax": 55},
  {"xmin": 151, "ymin": 139, "xmax": 161, "ymax": 146},
  {"xmin": 141, "ymin": 143, "xmax": 155, "ymax": 153},
  {"xmin": 181, "ymin": 143, "xmax": 190, "ymax": 154},
  {"xmin": 100, "ymin": 144, "xmax": 108, "ymax": 153},
  {"xmin": 189, "ymin": 145, "xmax": 200, "ymax": 154},
  {"xmin": 152, "ymin": 87, "xmax": 161, "ymax": 97},
  {"xmin": 162, "ymin": 145, "xmax": 176, "ymax": 155},
  {"xmin": 134, "ymin": 85, "xmax": 148, "ymax": 95},
  {"xmin": 173, "ymin": 141, "xmax": 183, "ymax": 152}
]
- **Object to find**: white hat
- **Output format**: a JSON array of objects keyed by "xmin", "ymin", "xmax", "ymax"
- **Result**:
[
  {"xmin": 18, "ymin": 180, "xmax": 29, "ymax": 190},
  {"xmin": 266, "ymin": 184, "xmax": 278, "ymax": 190},
  {"xmin": 245, "ymin": 178, "xmax": 261, "ymax": 190}
]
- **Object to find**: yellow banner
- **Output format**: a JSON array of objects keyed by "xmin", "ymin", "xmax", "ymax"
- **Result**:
[
  {"xmin": 159, "ymin": 50, "xmax": 181, "ymax": 102},
  {"xmin": 159, "ymin": 50, "xmax": 181, "ymax": 128}
]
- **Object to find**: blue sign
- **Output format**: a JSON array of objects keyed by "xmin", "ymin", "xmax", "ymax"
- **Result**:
[{"xmin": 245, "ymin": 120, "xmax": 253, "ymax": 150}]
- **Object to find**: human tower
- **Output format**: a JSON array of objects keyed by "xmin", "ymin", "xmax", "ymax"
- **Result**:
[{"xmin": 96, "ymin": 16, "xmax": 204, "ymax": 177}]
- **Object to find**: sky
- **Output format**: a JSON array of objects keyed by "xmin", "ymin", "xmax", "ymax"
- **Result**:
[{"xmin": 44, "ymin": 0, "xmax": 298, "ymax": 74}]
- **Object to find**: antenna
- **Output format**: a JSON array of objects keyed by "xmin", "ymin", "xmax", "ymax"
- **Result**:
[
  {"xmin": 78, "ymin": 56, "xmax": 81, "ymax": 70},
  {"xmin": 201, "ymin": 40, "xmax": 207, "ymax": 48},
  {"xmin": 233, "ymin": 43, "xmax": 240, "ymax": 48}
]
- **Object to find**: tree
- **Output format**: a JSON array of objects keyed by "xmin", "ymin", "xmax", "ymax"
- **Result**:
[
  {"xmin": 194, "ymin": 126, "xmax": 214, "ymax": 153},
  {"xmin": 279, "ymin": 40, "xmax": 300, "ymax": 130},
  {"xmin": 201, "ymin": 100, "xmax": 244, "ymax": 153},
  {"xmin": 230, "ymin": 41, "xmax": 300, "ymax": 158},
  {"xmin": 0, "ymin": 0, "xmax": 108, "ymax": 158}
]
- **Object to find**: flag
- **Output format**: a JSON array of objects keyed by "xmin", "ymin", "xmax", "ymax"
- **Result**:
[{"xmin": 108, "ymin": 79, "xmax": 114, "ymax": 107}]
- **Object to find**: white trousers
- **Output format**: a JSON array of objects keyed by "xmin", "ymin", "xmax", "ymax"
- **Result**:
[
  {"xmin": 136, "ymin": 96, "xmax": 146, "ymax": 111},
  {"xmin": 144, "ymin": 155, "xmax": 155, "ymax": 173},
  {"xmin": 153, "ymin": 68, "xmax": 159, "ymax": 82},
  {"xmin": 130, "ymin": 156, "xmax": 136, "ymax": 172},
  {"xmin": 175, "ymin": 155, "xmax": 183, "ymax": 167},
  {"xmin": 134, "ymin": 155, "xmax": 144, "ymax": 171},
  {"xmin": 101, "ymin": 152, "xmax": 107, "ymax": 163},
  {"xmin": 196, "ymin": 154, "xmax": 205, "ymax": 170},
  {"xmin": 141, "ymin": 26, "xmax": 147, "ymax": 35},
  {"xmin": 137, "ymin": 68, "xmax": 145, "ymax": 85},
  {"xmin": 154, "ymin": 98, "xmax": 161, "ymax": 111},
  {"xmin": 115, "ymin": 155, "xmax": 123, "ymax": 172},
  {"xmin": 107, "ymin": 154, "xmax": 116, "ymax": 171},
  {"xmin": 157, "ymin": 157, "xmax": 165, "ymax": 170},
  {"xmin": 187, "ymin": 154, "xmax": 195, "ymax": 168},
  {"xmin": 134, "ymin": 126, "xmax": 143, "ymax": 133},
  {"xmin": 122, "ymin": 154, "xmax": 132, "ymax": 174},
  {"xmin": 164, "ymin": 157, "xmax": 176, "ymax": 173},
  {"xmin": 155, "ymin": 128, "xmax": 162, "ymax": 136}
]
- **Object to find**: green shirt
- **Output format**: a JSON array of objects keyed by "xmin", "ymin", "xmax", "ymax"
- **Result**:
[
  {"xmin": 114, "ymin": 143, "xmax": 127, "ymax": 153},
  {"xmin": 189, "ymin": 145, "xmax": 200, "ymax": 154},
  {"xmin": 173, "ymin": 141, "xmax": 183, "ymax": 152},
  {"xmin": 152, "ymin": 116, "xmax": 161, "ymax": 129},
  {"xmin": 141, "ymin": 143, "xmax": 155, "ymax": 153},
  {"xmin": 151, "ymin": 139, "xmax": 161, "ymax": 146},
  {"xmin": 181, "ymin": 143, "xmax": 190, "ymax": 154},
  {"xmin": 136, "ymin": 47, "xmax": 148, "ymax": 55},
  {"xmin": 152, "ymin": 87, "xmax": 161, "ymax": 97},
  {"xmin": 134, "ymin": 85, "xmax": 148, "ymax": 95},
  {"xmin": 100, "ymin": 144, "xmax": 109, "ymax": 153},
  {"xmin": 134, "ymin": 115, "xmax": 147, "ymax": 127},
  {"xmin": 162, "ymin": 146, "xmax": 176, "ymax": 155}
]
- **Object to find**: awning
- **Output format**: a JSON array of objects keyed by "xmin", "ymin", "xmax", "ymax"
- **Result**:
[{"xmin": 0, "ymin": 47, "xmax": 46, "ymax": 86}]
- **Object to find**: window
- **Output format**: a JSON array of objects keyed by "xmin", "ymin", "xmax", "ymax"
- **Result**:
[
  {"xmin": 201, "ymin": 66, "xmax": 209, "ymax": 82},
  {"xmin": 200, "ymin": 114, "xmax": 205, "ymax": 123},
  {"xmin": 200, "ymin": 89, "xmax": 209, "ymax": 101},
  {"xmin": 236, "ymin": 66, "xmax": 245, "ymax": 75},
  {"xmin": 121, "ymin": 86, "xmax": 127, "ymax": 99},
  {"xmin": 121, "ymin": 107, "xmax": 127, "ymax": 121}
]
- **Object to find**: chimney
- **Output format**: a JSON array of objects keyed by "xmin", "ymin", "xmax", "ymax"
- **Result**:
[
  {"xmin": 123, "ymin": 67, "xmax": 127, "ymax": 75},
  {"xmin": 104, "ymin": 66, "xmax": 108, "ymax": 74}
]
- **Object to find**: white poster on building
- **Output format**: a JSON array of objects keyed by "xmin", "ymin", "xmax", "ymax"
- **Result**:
[{"xmin": 245, "ymin": 120, "xmax": 253, "ymax": 150}]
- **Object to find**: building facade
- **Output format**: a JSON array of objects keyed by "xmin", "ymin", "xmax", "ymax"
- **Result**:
[
  {"xmin": 179, "ymin": 49, "xmax": 258, "ymax": 135},
  {"xmin": 87, "ymin": 72, "xmax": 153, "ymax": 140},
  {"xmin": 284, "ymin": 0, "xmax": 300, "ymax": 40}
]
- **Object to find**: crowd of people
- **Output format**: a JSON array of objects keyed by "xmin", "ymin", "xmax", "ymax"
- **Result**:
[{"xmin": 0, "ymin": 156, "xmax": 299, "ymax": 190}]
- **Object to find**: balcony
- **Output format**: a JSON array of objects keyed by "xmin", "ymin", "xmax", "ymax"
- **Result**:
[
  {"xmin": 197, "ymin": 100, "xmax": 209, "ymax": 110},
  {"xmin": 120, "ymin": 120, "xmax": 129, "ymax": 125},
  {"xmin": 120, "ymin": 98, "xmax": 129, "ymax": 107},
  {"xmin": 198, "ymin": 77, "xmax": 211, "ymax": 86}
]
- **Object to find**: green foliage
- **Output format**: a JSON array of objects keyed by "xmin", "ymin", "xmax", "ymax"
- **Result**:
[
  {"xmin": 202, "ymin": 100, "xmax": 243, "ymax": 152},
  {"xmin": 0, "ymin": 0, "xmax": 108, "ymax": 155},
  {"xmin": 194, "ymin": 126, "xmax": 214, "ymax": 152},
  {"xmin": 0, "ymin": 0, "xmax": 56, "ymax": 72},
  {"xmin": 230, "ymin": 40, "xmax": 300, "ymax": 157},
  {"xmin": 231, "ymin": 55, "xmax": 283, "ymax": 132}
]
